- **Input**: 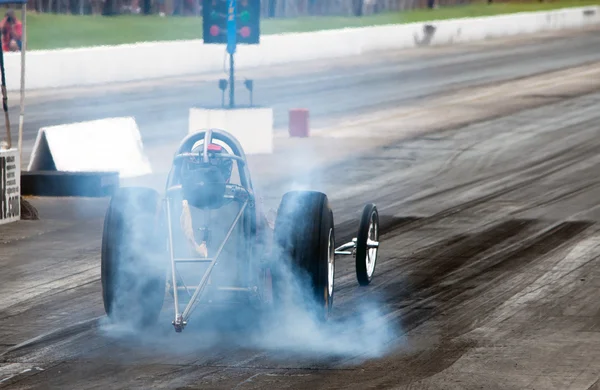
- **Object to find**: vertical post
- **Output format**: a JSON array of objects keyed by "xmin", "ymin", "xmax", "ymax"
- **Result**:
[
  {"xmin": 227, "ymin": 0, "xmax": 237, "ymax": 109},
  {"xmin": 18, "ymin": 4, "xmax": 26, "ymax": 164},
  {"xmin": 165, "ymin": 198, "xmax": 180, "ymax": 325},
  {"xmin": 0, "ymin": 29, "xmax": 11, "ymax": 150},
  {"xmin": 229, "ymin": 51, "xmax": 234, "ymax": 109},
  {"xmin": 1, "ymin": 155, "xmax": 6, "ymax": 219}
]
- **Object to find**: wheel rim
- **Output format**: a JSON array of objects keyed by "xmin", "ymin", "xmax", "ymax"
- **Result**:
[
  {"xmin": 327, "ymin": 227, "xmax": 335, "ymax": 298},
  {"xmin": 366, "ymin": 212, "xmax": 378, "ymax": 278}
]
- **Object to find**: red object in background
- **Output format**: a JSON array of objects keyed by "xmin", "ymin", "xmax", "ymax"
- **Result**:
[
  {"xmin": 240, "ymin": 26, "xmax": 251, "ymax": 38},
  {"xmin": 289, "ymin": 109, "xmax": 310, "ymax": 138},
  {"xmin": 1, "ymin": 18, "xmax": 22, "ymax": 52},
  {"xmin": 210, "ymin": 25, "xmax": 220, "ymax": 36}
]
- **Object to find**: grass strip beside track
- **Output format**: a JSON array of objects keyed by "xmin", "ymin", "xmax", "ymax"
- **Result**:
[{"xmin": 4, "ymin": 0, "xmax": 600, "ymax": 50}]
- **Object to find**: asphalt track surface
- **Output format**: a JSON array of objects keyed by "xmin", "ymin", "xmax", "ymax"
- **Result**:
[{"xmin": 2, "ymin": 27, "xmax": 600, "ymax": 389}]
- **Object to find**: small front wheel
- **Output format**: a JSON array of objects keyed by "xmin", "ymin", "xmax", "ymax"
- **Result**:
[{"xmin": 355, "ymin": 203, "xmax": 379, "ymax": 286}]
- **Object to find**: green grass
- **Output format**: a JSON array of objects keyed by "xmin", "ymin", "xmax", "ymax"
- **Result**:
[{"xmin": 7, "ymin": 0, "xmax": 600, "ymax": 50}]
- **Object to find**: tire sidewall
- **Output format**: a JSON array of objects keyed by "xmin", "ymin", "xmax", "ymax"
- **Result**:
[
  {"xmin": 271, "ymin": 191, "xmax": 335, "ymax": 322},
  {"xmin": 319, "ymin": 205, "xmax": 335, "ymax": 319},
  {"xmin": 100, "ymin": 187, "xmax": 166, "ymax": 328}
]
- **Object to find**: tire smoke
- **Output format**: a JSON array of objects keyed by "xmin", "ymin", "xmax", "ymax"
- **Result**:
[{"xmin": 97, "ymin": 143, "xmax": 402, "ymax": 366}]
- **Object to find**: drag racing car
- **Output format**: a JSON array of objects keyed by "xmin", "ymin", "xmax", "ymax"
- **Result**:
[{"xmin": 100, "ymin": 129, "xmax": 381, "ymax": 332}]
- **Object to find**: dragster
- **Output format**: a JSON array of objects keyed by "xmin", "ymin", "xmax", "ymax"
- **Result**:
[{"xmin": 100, "ymin": 129, "xmax": 381, "ymax": 332}]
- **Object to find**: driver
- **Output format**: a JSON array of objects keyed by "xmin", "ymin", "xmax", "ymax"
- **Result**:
[
  {"xmin": 178, "ymin": 141, "xmax": 275, "ymax": 258},
  {"xmin": 179, "ymin": 142, "xmax": 233, "ymax": 258}
]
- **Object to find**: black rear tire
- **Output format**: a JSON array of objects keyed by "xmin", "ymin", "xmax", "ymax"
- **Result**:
[
  {"xmin": 355, "ymin": 203, "xmax": 379, "ymax": 286},
  {"xmin": 272, "ymin": 190, "xmax": 335, "ymax": 322},
  {"xmin": 101, "ymin": 187, "xmax": 167, "ymax": 328}
]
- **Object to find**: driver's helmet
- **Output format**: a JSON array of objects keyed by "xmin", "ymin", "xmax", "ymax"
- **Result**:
[{"xmin": 180, "ymin": 142, "xmax": 233, "ymax": 209}]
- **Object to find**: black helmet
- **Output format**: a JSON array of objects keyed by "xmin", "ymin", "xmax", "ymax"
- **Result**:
[{"xmin": 180, "ymin": 142, "xmax": 233, "ymax": 209}]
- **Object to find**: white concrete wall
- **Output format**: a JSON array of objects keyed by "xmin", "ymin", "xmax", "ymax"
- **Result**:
[{"xmin": 3, "ymin": 6, "xmax": 599, "ymax": 92}]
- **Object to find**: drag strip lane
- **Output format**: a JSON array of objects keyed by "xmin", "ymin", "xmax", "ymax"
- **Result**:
[
  {"xmin": 3, "ymin": 93, "xmax": 600, "ymax": 390},
  {"xmin": 3, "ymin": 28, "xmax": 600, "ymax": 389}
]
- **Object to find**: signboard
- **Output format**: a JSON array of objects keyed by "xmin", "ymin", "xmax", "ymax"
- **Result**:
[
  {"xmin": 202, "ymin": 0, "xmax": 260, "ymax": 46},
  {"xmin": 0, "ymin": 148, "xmax": 21, "ymax": 224}
]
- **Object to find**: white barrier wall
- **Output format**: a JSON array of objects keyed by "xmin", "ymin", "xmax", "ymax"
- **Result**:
[
  {"xmin": 3, "ymin": 6, "xmax": 599, "ymax": 91},
  {"xmin": 0, "ymin": 148, "xmax": 21, "ymax": 225}
]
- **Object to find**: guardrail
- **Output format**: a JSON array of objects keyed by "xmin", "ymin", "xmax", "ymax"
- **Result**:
[{"xmin": 2, "ymin": 6, "xmax": 599, "ymax": 91}]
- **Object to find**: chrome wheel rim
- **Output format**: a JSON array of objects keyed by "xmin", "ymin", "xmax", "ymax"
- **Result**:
[
  {"xmin": 366, "ymin": 213, "xmax": 378, "ymax": 278},
  {"xmin": 327, "ymin": 227, "xmax": 334, "ymax": 298}
]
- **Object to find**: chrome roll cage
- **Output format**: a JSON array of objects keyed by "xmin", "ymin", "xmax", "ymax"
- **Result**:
[{"xmin": 164, "ymin": 129, "xmax": 258, "ymax": 333}]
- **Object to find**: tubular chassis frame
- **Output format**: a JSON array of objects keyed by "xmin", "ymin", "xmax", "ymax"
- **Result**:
[{"xmin": 163, "ymin": 129, "xmax": 379, "ymax": 333}]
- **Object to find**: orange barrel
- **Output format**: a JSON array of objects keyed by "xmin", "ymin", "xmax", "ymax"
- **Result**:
[{"xmin": 289, "ymin": 108, "xmax": 309, "ymax": 138}]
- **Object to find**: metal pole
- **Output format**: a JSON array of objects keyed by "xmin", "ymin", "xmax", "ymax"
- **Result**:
[
  {"xmin": 229, "ymin": 53, "xmax": 234, "ymax": 108},
  {"xmin": 202, "ymin": 128, "xmax": 212, "ymax": 163},
  {"xmin": 226, "ymin": 0, "xmax": 236, "ymax": 109},
  {"xmin": 166, "ymin": 198, "xmax": 181, "ymax": 323},
  {"xmin": 0, "ymin": 28, "xmax": 11, "ymax": 150},
  {"xmin": 18, "ymin": 4, "xmax": 26, "ymax": 163}
]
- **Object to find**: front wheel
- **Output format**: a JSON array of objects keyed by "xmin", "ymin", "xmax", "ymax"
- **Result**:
[{"xmin": 355, "ymin": 203, "xmax": 379, "ymax": 286}]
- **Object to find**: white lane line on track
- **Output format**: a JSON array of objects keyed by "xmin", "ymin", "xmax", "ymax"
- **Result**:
[
  {"xmin": 0, "ymin": 316, "xmax": 103, "ymax": 359},
  {"xmin": 0, "ymin": 365, "xmax": 45, "ymax": 384},
  {"xmin": 234, "ymin": 373, "xmax": 263, "ymax": 389}
]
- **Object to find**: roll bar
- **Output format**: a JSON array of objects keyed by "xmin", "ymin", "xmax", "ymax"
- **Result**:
[{"xmin": 166, "ymin": 128, "xmax": 254, "ymax": 193}]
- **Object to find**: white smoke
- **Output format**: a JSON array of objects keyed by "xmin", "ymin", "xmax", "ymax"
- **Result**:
[{"xmin": 97, "ymin": 136, "xmax": 402, "ymax": 366}]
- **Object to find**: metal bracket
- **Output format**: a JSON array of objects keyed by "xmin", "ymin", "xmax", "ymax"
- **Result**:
[
  {"xmin": 335, "ymin": 238, "xmax": 357, "ymax": 256},
  {"xmin": 334, "ymin": 237, "xmax": 379, "ymax": 257}
]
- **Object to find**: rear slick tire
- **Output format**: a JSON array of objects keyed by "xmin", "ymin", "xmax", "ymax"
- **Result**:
[
  {"xmin": 273, "ymin": 190, "xmax": 335, "ymax": 322},
  {"xmin": 101, "ymin": 187, "xmax": 167, "ymax": 329}
]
